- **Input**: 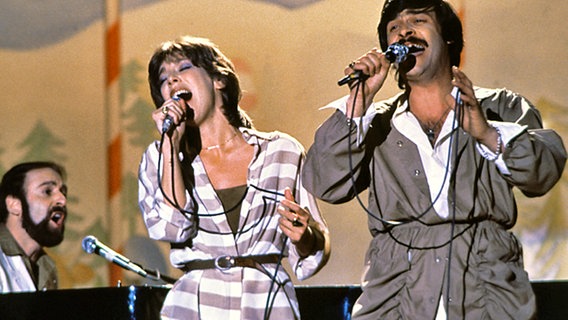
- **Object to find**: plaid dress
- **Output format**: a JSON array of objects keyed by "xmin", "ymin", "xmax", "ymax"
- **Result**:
[{"xmin": 139, "ymin": 128, "xmax": 329, "ymax": 319}]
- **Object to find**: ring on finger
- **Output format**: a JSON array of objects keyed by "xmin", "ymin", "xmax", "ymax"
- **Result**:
[
  {"xmin": 162, "ymin": 106, "xmax": 169, "ymax": 114},
  {"xmin": 348, "ymin": 61, "xmax": 356, "ymax": 69},
  {"xmin": 292, "ymin": 214, "xmax": 303, "ymax": 227}
]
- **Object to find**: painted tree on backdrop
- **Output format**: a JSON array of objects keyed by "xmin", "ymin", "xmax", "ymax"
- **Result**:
[
  {"xmin": 119, "ymin": 59, "xmax": 172, "ymax": 285},
  {"xmin": 121, "ymin": 60, "xmax": 157, "ymax": 237}
]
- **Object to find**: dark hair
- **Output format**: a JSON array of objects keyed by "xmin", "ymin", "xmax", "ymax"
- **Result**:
[
  {"xmin": 377, "ymin": 0, "xmax": 463, "ymax": 88},
  {"xmin": 0, "ymin": 161, "xmax": 65, "ymax": 223},
  {"xmin": 148, "ymin": 36, "xmax": 252, "ymax": 129}
]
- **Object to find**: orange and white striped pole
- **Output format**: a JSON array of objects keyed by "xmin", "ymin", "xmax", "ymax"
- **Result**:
[{"xmin": 105, "ymin": 0, "xmax": 124, "ymax": 286}]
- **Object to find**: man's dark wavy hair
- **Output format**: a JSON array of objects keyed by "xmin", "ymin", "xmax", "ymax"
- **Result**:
[{"xmin": 377, "ymin": 0, "xmax": 463, "ymax": 88}]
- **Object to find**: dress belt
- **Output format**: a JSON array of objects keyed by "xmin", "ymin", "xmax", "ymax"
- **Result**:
[{"xmin": 181, "ymin": 254, "xmax": 281, "ymax": 273}]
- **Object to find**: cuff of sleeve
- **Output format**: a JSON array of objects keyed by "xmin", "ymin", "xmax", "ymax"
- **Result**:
[
  {"xmin": 293, "ymin": 249, "xmax": 325, "ymax": 281},
  {"xmin": 476, "ymin": 121, "xmax": 526, "ymax": 174}
]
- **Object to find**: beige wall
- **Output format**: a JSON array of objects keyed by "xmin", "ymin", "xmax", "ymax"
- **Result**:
[{"xmin": 0, "ymin": 0, "xmax": 566, "ymax": 288}]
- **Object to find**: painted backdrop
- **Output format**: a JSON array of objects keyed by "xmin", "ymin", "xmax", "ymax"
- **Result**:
[{"xmin": 0, "ymin": 0, "xmax": 566, "ymax": 288}]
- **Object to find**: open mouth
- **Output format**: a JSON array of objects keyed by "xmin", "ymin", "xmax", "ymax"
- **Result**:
[
  {"xmin": 172, "ymin": 89, "xmax": 195, "ymax": 120},
  {"xmin": 50, "ymin": 209, "xmax": 65, "ymax": 225},
  {"xmin": 407, "ymin": 44, "xmax": 425, "ymax": 54},
  {"xmin": 172, "ymin": 89, "xmax": 192, "ymax": 101}
]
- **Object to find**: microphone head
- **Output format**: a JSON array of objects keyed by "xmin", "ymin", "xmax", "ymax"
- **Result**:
[
  {"xmin": 385, "ymin": 42, "xmax": 410, "ymax": 64},
  {"xmin": 82, "ymin": 235, "xmax": 97, "ymax": 254}
]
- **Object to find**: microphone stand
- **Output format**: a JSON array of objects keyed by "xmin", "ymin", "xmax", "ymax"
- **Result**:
[
  {"xmin": 82, "ymin": 235, "xmax": 178, "ymax": 285},
  {"xmin": 136, "ymin": 264, "xmax": 177, "ymax": 285}
]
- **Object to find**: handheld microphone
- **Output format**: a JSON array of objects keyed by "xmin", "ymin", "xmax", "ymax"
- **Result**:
[
  {"xmin": 162, "ymin": 116, "xmax": 174, "ymax": 134},
  {"xmin": 384, "ymin": 42, "xmax": 410, "ymax": 64},
  {"xmin": 338, "ymin": 42, "xmax": 410, "ymax": 86},
  {"xmin": 82, "ymin": 235, "xmax": 148, "ymax": 277},
  {"xmin": 162, "ymin": 91, "xmax": 192, "ymax": 134}
]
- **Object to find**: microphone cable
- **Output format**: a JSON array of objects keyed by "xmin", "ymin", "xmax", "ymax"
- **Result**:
[
  {"xmin": 345, "ymin": 79, "xmax": 480, "ymax": 320},
  {"xmin": 156, "ymin": 137, "xmax": 287, "ymax": 234},
  {"xmin": 154, "ymin": 131, "xmax": 302, "ymax": 319},
  {"xmin": 263, "ymin": 237, "xmax": 293, "ymax": 320},
  {"xmin": 345, "ymin": 78, "xmax": 456, "ymax": 229}
]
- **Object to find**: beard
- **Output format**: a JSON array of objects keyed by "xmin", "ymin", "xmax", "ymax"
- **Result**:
[{"xmin": 21, "ymin": 202, "xmax": 65, "ymax": 248}]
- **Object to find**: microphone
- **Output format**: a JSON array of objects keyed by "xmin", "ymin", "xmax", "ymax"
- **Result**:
[
  {"xmin": 162, "ymin": 116, "xmax": 174, "ymax": 134},
  {"xmin": 338, "ymin": 42, "xmax": 410, "ymax": 86},
  {"xmin": 162, "ymin": 91, "xmax": 192, "ymax": 134},
  {"xmin": 384, "ymin": 42, "xmax": 410, "ymax": 64},
  {"xmin": 82, "ymin": 235, "xmax": 148, "ymax": 277}
]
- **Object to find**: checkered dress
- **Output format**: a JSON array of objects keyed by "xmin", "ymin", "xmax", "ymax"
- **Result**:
[{"xmin": 139, "ymin": 128, "xmax": 329, "ymax": 319}]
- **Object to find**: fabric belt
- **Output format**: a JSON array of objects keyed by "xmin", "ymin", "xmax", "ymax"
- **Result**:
[{"xmin": 181, "ymin": 254, "xmax": 281, "ymax": 273}]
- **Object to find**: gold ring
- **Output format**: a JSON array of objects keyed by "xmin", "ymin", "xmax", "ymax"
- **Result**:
[{"xmin": 162, "ymin": 106, "xmax": 169, "ymax": 114}]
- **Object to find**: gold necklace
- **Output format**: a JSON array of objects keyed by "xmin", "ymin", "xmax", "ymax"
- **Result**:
[{"xmin": 201, "ymin": 131, "xmax": 239, "ymax": 151}]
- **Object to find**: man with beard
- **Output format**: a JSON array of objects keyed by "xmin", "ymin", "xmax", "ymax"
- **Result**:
[
  {"xmin": 0, "ymin": 162, "xmax": 67, "ymax": 292},
  {"xmin": 302, "ymin": 0, "xmax": 566, "ymax": 319}
]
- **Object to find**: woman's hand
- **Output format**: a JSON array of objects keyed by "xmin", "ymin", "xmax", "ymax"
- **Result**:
[
  {"xmin": 277, "ymin": 188, "xmax": 317, "ymax": 257},
  {"xmin": 152, "ymin": 97, "xmax": 188, "ymax": 143}
]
